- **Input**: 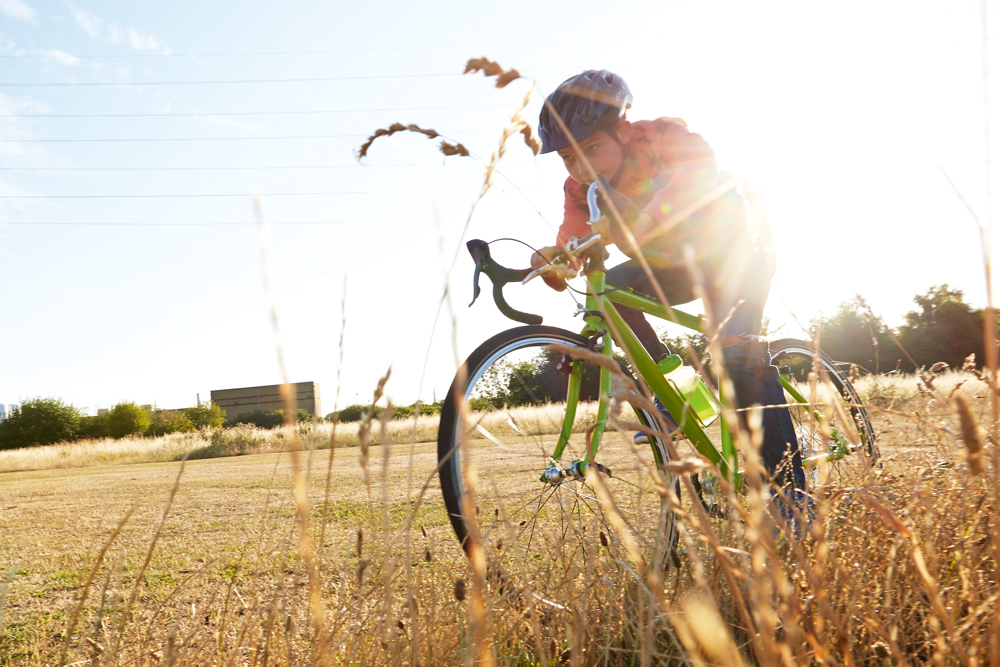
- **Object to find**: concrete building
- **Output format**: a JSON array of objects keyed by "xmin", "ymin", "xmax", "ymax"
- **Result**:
[{"xmin": 210, "ymin": 382, "xmax": 321, "ymax": 422}]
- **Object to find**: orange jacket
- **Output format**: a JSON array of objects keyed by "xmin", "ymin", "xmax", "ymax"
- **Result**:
[{"xmin": 555, "ymin": 118, "xmax": 726, "ymax": 264}]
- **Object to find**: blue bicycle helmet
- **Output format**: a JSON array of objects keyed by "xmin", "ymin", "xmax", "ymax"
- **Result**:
[{"xmin": 538, "ymin": 70, "xmax": 633, "ymax": 154}]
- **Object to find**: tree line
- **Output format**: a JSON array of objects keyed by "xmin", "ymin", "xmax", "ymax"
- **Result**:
[
  {"xmin": 0, "ymin": 397, "xmax": 331, "ymax": 451},
  {"xmin": 436, "ymin": 284, "xmax": 991, "ymax": 410},
  {"xmin": 808, "ymin": 285, "xmax": 989, "ymax": 374},
  {"xmin": 3, "ymin": 284, "xmax": 985, "ymax": 447}
]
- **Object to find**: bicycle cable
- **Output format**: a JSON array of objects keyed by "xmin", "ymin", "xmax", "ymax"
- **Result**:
[{"xmin": 486, "ymin": 237, "xmax": 583, "ymax": 309}]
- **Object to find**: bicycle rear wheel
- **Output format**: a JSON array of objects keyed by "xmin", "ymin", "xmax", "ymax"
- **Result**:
[
  {"xmin": 769, "ymin": 339, "xmax": 879, "ymax": 488},
  {"xmin": 437, "ymin": 326, "xmax": 678, "ymax": 576}
]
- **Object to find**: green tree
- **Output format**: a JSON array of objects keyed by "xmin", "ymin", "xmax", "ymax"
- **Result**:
[
  {"xmin": 106, "ymin": 402, "xmax": 151, "ymax": 438},
  {"xmin": 185, "ymin": 402, "xmax": 226, "ymax": 429},
  {"xmin": 896, "ymin": 285, "xmax": 985, "ymax": 371},
  {"xmin": 78, "ymin": 413, "xmax": 111, "ymax": 439},
  {"xmin": 0, "ymin": 398, "xmax": 82, "ymax": 450},
  {"xmin": 470, "ymin": 350, "xmax": 602, "ymax": 409},
  {"xmin": 811, "ymin": 297, "xmax": 900, "ymax": 374}
]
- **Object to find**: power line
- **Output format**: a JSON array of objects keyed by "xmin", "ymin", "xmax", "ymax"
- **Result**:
[
  {"xmin": 0, "ymin": 187, "xmax": 537, "ymax": 198},
  {"xmin": 0, "ymin": 219, "xmax": 448, "ymax": 226},
  {"xmin": 0, "ymin": 40, "xmax": 584, "ymax": 59},
  {"xmin": 0, "ymin": 67, "xmax": 565, "ymax": 87},
  {"xmin": 0, "ymin": 163, "xmax": 523, "ymax": 171},
  {"xmin": 0, "ymin": 104, "xmax": 511, "ymax": 118},
  {"xmin": 0, "ymin": 72, "xmax": 474, "ymax": 87},
  {"xmin": 0, "ymin": 130, "xmax": 495, "ymax": 143}
]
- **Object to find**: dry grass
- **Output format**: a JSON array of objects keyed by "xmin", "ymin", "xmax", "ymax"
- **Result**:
[
  {"xmin": 0, "ymin": 368, "xmax": 996, "ymax": 665},
  {"xmin": 0, "ymin": 403, "xmax": 606, "ymax": 474}
]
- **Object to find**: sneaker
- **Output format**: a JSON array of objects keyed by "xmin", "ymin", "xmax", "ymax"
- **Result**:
[{"xmin": 634, "ymin": 397, "xmax": 679, "ymax": 444}]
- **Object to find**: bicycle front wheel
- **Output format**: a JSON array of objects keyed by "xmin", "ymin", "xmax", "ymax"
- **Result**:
[
  {"xmin": 437, "ymin": 326, "xmax": 678, "ymax": 575},
  {"xmin": 770, "ymin": 339, "xmax": 879, "ymax": 488}
]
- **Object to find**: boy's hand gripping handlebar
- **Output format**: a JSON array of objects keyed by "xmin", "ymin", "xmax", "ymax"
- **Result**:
[{"xmin": 467, "ymin": 181, "xmax": 611, "ymax": 324}]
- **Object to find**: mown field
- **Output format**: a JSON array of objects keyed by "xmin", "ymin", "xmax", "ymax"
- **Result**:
[{"xmin": 0, "ymin": 371, "xmax": 996, "ymax": 665}]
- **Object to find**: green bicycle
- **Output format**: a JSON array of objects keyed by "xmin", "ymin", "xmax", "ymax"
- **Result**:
[{"xmin": 437, "ymin": 184, "xmax": 879, "ymax": 570}]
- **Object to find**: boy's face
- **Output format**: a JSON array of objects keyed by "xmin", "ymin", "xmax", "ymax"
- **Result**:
[{"xmin": 556, "ymin": 121, "xmax": 631, "ymax": 185}]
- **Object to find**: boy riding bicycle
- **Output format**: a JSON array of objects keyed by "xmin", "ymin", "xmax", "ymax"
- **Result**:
[{"xmin": 531, "ymin": 70, "xmax": 806, "ymax": 493}]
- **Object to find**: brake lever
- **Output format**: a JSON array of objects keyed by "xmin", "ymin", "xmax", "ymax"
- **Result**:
[
  {"xmin": 586, "ymin": 179, "xmax": 610, "ymax": 224},
  {"xmin": 468, "ymin": 239, "xmax": 488, "ymax": 306},
  {"xmin": 521, "ymin": 249, "xmax": 569, "ymax": 285}
]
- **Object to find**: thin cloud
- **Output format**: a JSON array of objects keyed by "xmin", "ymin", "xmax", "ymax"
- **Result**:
[
  {"xmin": 0, "ymin": 0, "xmax": 36, "ymax": 22},
  {"xmin": 67, "ymin": 3, "xmax": 170, "ymax": 53},
  {"xmin": 127, "ymin": 27, "xmax": 162, "ymax": 52},
  {"xmin": 39, "ymin": 48, "xmax": 80, "ymax": 67},
  {"xmin": 67, "ymin": 3, "xmax": 102, "ymax": 38}
]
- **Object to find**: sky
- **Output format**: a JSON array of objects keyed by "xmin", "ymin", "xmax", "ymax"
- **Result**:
[{"xmin": 0, "ymin": 0, "xmax": 996, "ymax": 416}]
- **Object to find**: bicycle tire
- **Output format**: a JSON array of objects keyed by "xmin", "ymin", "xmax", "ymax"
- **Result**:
[
  {"xmin": 437, "ymin": 325, "xmax": 679, "ymax": 572},
  {"xmin": 769, "ymin": 338, "xmax": 880, "ymax": 486}
]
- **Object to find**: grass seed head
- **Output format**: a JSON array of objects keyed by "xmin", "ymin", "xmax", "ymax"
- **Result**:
[
  {"xmin": 439, "ymin": 140, "xmax": 469, "ymax": 157},
  {"xmin": 519, "ymin": 124, "xmax": 540, "ymax": 155},
  {"xmin": 464, "ymin": 57, "xmax": 523, "ymax": 88},
  {"xmin": 962, "ymin": 353, "xmax": 977, "ymax": 373},
  {"xmin": 954, "ymin": 393, "xmax": 985, "ymax": 475},
  {"xmin": 355, "ymin": 123, "xmax": 441, "ymax": 161}
]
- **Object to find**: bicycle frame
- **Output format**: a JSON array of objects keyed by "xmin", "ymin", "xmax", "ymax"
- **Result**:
[{"xmin": 545, "ymin": 266, "xmax": 856, "ymax": 488}]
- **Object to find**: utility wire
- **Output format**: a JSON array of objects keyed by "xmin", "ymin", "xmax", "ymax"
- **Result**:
[
  {"xmin": 0, "ymin": 72, "xmax": 473, "ymax": 87},
  {"xmin": 0, "ymin": 104, "xmax": 512, "ymax": 118},
  {"xmin": 0, "ymin": 130, "xmax": 497, "ymax": 142},
  {"xmin": 0, "ymin": 187, "xmax": 539, "ymax": 198},
  {"xmin": 0, "ymin": 40, "xmax": 586, "ymax": 59},
  {"xmin": 0, "ymin": 219, "xmax": 448, "ymax": 226},
  {"xmin": 0, "ymin": 161, "xmax": 535, "ymax": 171},
  {"xmin": 0, "ymin": 66, "xmax": 571, "ymax": 87}
]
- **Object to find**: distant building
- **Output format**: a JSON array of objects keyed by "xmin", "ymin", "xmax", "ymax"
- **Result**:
[{"xmin": 211, "ymin": 382, "xmax": 321, "ymax": 422}]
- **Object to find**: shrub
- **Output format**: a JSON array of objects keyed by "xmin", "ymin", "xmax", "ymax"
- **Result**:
[
  {"xmin": 187, "ymin": 425, "xmax": 267, "ymax": 460},
  {"xmin": 335, "ymin": 404, "xmax": 376, "ymax": 423},
  {"xmin": 78, "ymin": 413, "xmax": 111, "ymax": 440},
  {"xmin": 228, "ymin": 409, "xmax": 285, "ymax": 429},
  {"xmin": 147, "ymin": 410, "xmax": 186, "ymax": 437},
  {"xmin": 392, "ymin": 405, "xmax": 413, "ymax": 419},
  {"xmin": 185, "ymin": 402, "xmax": 226, "ymax": 429},
  {"xmin": 106, "ymin": 402, "xmax": 151, "ymax": 438},
  {"xmin": 0, "ymin": 397, "xmax": 82, "ymax": 449},
  {"xmin": 419, "ymin": 402, "xmax": 443, "ymax": 416}
]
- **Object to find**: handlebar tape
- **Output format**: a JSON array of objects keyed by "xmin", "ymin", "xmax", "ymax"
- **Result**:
[{"xmin": 467, "ymin": 239, "xmax": 543, "ymax": 326}]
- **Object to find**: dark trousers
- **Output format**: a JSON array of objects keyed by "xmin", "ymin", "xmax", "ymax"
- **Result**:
[{"xmin": 606, "ymin": 254, "xmax": 805, "ymax": 489}]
